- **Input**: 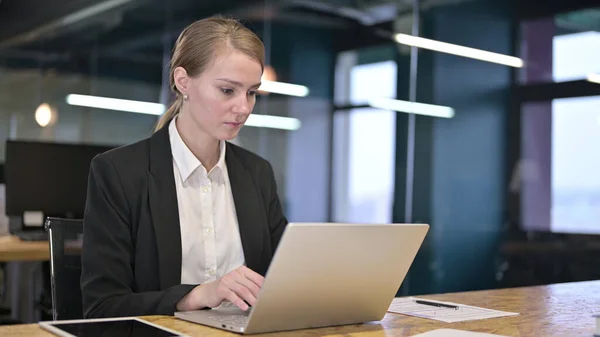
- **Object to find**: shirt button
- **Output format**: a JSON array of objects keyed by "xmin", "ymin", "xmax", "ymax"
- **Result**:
[
  {"xmin": 205, "ymin": 228, "xmax": 213, "ymax": 234},
  {"xmin": 202, "ymin": 187, "xmax": 209, "ymax": 193},
  {"xmin": 208, "ymin": 269, "xmax": 216, "ymax": 275}
]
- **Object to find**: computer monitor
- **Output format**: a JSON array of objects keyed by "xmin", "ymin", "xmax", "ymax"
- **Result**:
[{"xmin": 4, "ymin": 140, "xmax": 116, "ymax": 219}]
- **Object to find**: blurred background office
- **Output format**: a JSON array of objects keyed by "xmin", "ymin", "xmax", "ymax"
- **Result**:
[{"xmin": 1, "ymin": 0, "xmax": 600, "ymax": 324}]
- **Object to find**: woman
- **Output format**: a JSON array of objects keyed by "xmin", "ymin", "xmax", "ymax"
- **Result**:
[{"xmin": 80, "ymin": 16, "xmax": 288, "ymax": 318}]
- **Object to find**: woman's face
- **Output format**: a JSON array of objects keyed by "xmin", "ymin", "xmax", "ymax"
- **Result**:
[{"xmin": 175, "ymin": 49, "xmax": 263, "ymax": 141}]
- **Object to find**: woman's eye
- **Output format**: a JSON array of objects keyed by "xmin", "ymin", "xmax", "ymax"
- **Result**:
[
  {"xmin": 248, "ymin": 90, "xmax": 257, "ymax": 96},
  {"xmin": 221, "ymin": 88, "xmax": 234, "ymax": 95}
]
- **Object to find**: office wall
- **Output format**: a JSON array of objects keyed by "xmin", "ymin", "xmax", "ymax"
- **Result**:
[
  {"xmin": 395, "ymin": 0, "xmax": 512, "ymax": 295},
  {"xmin": 0, "ymin": 69, "xmax": 159, "ymax": 154},
  {"xmin": 0, "ymin": 22, "xmax": 335, "ymax": 223},
  {"xmin": 274, "ymin": 25, "xmax": 334, "ymax": 222},
  {"xmin": 0, "ymin": 68, "xmax": 300, "ymax": 197}
]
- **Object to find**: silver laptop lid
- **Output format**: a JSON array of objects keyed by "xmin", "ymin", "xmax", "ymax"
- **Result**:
[{"xmin": 242, "ymin": 222, "xmax": 429, "ymax": 334}]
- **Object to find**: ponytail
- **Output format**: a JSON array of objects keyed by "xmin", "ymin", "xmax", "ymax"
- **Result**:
[{"xmin": 154, "ymin": 97, "xmax": 182, "ymax": 132}]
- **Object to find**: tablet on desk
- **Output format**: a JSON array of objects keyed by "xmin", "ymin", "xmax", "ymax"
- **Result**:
[{"xmin": 39, "ymin": 317, "xmax": 189, "ymax": 337}]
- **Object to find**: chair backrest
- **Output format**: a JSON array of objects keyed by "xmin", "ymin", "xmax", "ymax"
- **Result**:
[{"xmin": 45, "ymin": 217, "xmax": 84, "ymax": 320}]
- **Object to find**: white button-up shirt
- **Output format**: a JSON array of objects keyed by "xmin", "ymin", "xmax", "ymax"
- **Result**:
[{"xmin": 169, "ymin": 117, "xmax": 245, "ymax": 285}]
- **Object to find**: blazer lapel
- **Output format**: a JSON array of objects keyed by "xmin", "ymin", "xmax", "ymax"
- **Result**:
[
  {"xmin": 148, "ymin": 125, "xmax": 182, "ymax": 289},
  {"xmin": 225, "ymin": 144, "xmax": 265, "ymax": 273}
]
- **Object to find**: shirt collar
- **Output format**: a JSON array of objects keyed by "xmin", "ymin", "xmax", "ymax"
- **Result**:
[{"xmin": 169, "ymin": 116, "xmax": 226, "ymax": 182}]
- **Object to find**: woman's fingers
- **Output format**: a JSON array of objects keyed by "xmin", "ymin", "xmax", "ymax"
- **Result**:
[
  {"xmin": 214, "ymin": 266, "xmax": 265, "ymax": 310},
  {"xmin": 237, "ymin": 266, "xmax": 265, "ymax": 288},
  {"xmin": 223, "ymin": 288, "xmax": 249, "ymax": 311}
]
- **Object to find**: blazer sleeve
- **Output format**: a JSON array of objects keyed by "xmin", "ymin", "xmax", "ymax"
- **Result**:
[
  {"xmin": 265, "ymin": 161, "xmax": 288, "ymax": 252},
  {"xmin": 81, "ymin": 154, "xmax": 196, "ymax": 318}
]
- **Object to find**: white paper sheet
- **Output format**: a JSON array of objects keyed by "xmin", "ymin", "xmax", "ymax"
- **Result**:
[
  {"xmin": 387, "ymin": 297, "xmax": 519, "ymax": 323},
  {"xmin": 410, "ymin": 329, "xmax": 510, "ymax": 337}
]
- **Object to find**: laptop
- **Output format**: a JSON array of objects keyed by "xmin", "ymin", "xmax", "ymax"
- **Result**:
[{"xmin": 175, "ymin": 222, "xmax": 429, "ymax": 334}]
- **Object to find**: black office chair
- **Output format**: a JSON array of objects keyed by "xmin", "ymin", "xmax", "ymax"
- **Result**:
[{"xmin": 44, "ymin": 217, "xmax": 84, "ymax": 320}]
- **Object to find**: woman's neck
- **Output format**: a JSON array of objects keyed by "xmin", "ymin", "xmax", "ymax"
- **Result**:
[{"xmin": 175, "ymin": 114, "xmax": 220, "ymax": 172}]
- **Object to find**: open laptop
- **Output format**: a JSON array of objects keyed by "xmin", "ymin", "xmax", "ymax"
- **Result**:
[{"xmin": 175, "ymin": 222, "xmax": 429, "ymax": 334}]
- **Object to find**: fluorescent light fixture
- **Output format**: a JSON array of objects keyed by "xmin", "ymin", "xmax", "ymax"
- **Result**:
[
  {"xmin": 368, "ymin": 97, "xmax": 455, "ymax": 118},
  {"xmin": 66, "ymin": 94, "xmax": 165, "ymax": 115},
  {"xmin": 587, "ymin": 73, "xmax": 600, "ymax": 84},
  {"xmin": 65, "ymin": 94, "xmax": 301, "ymax": 130},
  {"xmin": 394, "ymin": 33, "xmax": 524, "ymax": 68},
  {"xmin": 258, "ymin": 80, "xmax": 309, "ymax": 97},
  {"xmin": 61, "ymin": 0, "xmax": 134, "ymax": 26},
  {"xmin": 245, "ymin": 114, "xmax": 301, "ymax": 130}
]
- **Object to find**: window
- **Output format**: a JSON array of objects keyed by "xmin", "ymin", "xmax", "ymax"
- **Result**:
[
  {"xmin": 519, "ymin": 95, "xmax": 600, "ymax": 234},
  {"xmin": 551, "ymin": 96, "xmax": 600, "ymax": 234},
  {"xmin": 514, "ymin": 6, "xmax": 600, "ymax": 236},
  {"xmin": 332, "ymin": 52, "xmax": 397, "ymax": 224},
  {"xmin": 519, "ymin": 7, "xmax": 600, "ymax": 84},
  {"xmin": 553, "ymin": 31, "xmax": 600, "ymax": 82}
]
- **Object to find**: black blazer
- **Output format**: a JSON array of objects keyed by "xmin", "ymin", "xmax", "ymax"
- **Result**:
[{"xmin": 80, "ymin": 124, "xmax": 288, "ymax": 318}]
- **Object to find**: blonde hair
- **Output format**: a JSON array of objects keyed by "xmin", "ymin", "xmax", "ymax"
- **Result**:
[{"xmin": 155, "ymin": 16, "xmax": 265, "ymax": 131}]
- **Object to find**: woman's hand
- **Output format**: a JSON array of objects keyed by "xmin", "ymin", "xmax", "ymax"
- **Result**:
[{"xmin": 176, "ymin": 266, "xmax": 264, "ymax": 311}]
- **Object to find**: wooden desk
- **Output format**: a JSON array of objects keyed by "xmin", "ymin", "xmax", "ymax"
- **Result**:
[
  {"xmin": 1, "ymin": 280, "xmax": 597, "ymax": 336},
  {"xmin": 0, "ymin": 235, "xmax": 50, "ymax": 323},
  {"xmin": 0, "ymin": 235, "xmax": 49, "ymax": 262}
]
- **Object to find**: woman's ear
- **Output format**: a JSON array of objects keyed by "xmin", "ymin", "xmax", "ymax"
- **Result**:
[{"xmin": 173, "ymin": 66, "xmax": 189, "ymax": 94}]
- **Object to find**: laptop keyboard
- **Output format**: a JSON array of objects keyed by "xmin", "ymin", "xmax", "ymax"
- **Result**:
[{"xmin": 208, "ymin": 315, "xmax": 249, "ymax": 325}]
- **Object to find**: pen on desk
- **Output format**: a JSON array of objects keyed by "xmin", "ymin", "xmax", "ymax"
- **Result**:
[{"xmin": 415, "ymin": 300, "xmax": 459, "ymax": 310}]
